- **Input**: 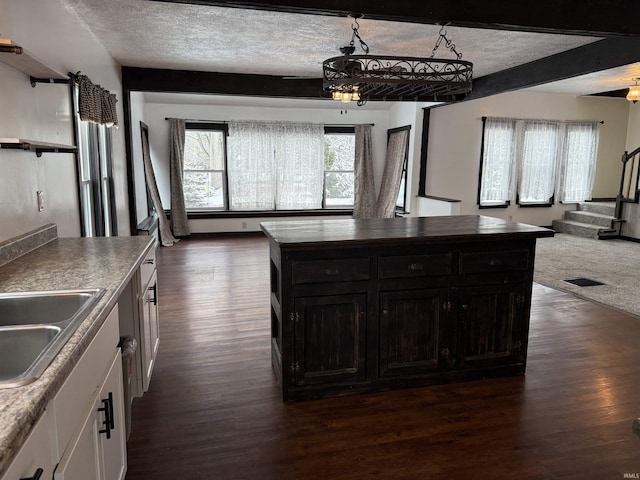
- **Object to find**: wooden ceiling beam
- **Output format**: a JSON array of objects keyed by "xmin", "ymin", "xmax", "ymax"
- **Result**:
[
  {"xmin": 467, "ymin": 37, "xmax": 640, "ymax": 101},
  {"xmin": 147, "ymin": 0, "xmax": 640, "ymax": 36},
  {"xmin": 122, "ymin": 36, "xmax": 640, "ymax": 102}
]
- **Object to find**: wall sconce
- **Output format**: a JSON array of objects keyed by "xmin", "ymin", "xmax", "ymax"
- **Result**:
[{"xmin": 627, "ymin": 78, "xmax": 640, "ymax": 103}]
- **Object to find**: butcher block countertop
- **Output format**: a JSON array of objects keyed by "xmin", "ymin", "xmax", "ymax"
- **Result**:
[{"xmin": 261, "ymin": 215, "xmax": 555, "ymax": 247}]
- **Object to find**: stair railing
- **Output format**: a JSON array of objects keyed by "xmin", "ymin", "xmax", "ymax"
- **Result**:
[{"xmin": 615, "ymin": 146, "xmax": 640, "ymax": 219}]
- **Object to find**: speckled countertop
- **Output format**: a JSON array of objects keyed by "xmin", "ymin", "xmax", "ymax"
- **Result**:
[{"xmin": 0, "ymin": 229, "xmax": 153, "ymax": 477}]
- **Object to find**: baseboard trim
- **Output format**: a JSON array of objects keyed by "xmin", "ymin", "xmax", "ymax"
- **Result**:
[{"xmin": 620, "ymin": 235, "xmax": 640, "ymax": 243}]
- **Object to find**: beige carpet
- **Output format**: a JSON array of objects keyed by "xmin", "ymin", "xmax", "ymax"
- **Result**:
[{"xmin": 534, "ymin": 233, "xmax": 640, "ymax": 318}]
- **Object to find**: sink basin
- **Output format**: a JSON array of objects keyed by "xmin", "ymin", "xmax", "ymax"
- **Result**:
[
  {"xmin": 0, "ymin": 288, "xmax": 105, "ymax": 388},
  {"xmin": 0, "ymin": 326, "xmax": 61, "ymax": 384},
  {"xmin": 0, "ymin": 290, "xmax": 101, "ymax": 327}
]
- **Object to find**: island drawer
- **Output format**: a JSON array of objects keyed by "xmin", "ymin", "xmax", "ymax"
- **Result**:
[
  {"xmin": 379, "ymin": 253, "xmax": 452, "ymax": 279},
  {"xmin": 459, "ymin": 249, "xmax": 529, "ymax": 274},
  {"xmin": 292, "ymin": 258, "xmax": 370, "ymax": 284}
]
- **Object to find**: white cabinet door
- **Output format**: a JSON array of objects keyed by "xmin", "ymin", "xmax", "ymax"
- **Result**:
[
  {"xmin": 54, "ymin": 350, "xmax": 126, "ymax": 480},
  {"xmin": 54, "ymin": 389, "xmax": 102, "ymax": 480},
  {"xmin": 1, "ymin": 411, "xmax": 55, "ymax": 480},
  {"xmin": 141, "ymin": 270, "xmax": 159, "ymax": 392},
  {"xmin": 99, "ymin": 352, "xmax": 127, "ymax": 480}
]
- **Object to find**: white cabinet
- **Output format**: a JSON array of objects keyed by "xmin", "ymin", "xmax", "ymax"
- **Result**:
[
  {"xmin": 1, "ymin": 305, "xmax": 126, "ymax": 480},
  {"xmin": 119, "ymin": 246, "xmax": 159, "ymax": 397},
  {"xmin": 141, "ymin": 269, "xmax": 159, "ymax": 391},
  {"xmin": 0, "ymin": 411, "xmax": 55, "ymax": 480},
  {"xmin": 54, "ymin": 352, "xmax": 126, "ymax": 480},
  {"xmin": 51, "ymin": 305, "xmax": 126, "ymax": 480}
]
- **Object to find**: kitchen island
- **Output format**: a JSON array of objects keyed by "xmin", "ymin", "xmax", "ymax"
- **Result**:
[{"xmin": 261, "ymin": 215, "xmax": 554, "ymax": 401}]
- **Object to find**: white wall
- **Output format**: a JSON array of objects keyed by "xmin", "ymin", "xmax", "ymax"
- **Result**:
[
  {"xmin": 0, "ymin": 0, "xmax": 129, "ymax": 242},
  {"xmin": 130, "ymin": 91, "xmax": 151, "ymax": 225},
  {"xmin": 424, "ymin": 91, "xmax": 629, "ymax": 226},
  {"xmin": 137, "ymin": 97, "xmax": 391, "ymax": 232}
]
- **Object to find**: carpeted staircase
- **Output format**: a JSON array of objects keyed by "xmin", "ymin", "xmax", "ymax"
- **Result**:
[{"xmin": 551, "ymin": 202, "xmax": 623, "ymax": 239}]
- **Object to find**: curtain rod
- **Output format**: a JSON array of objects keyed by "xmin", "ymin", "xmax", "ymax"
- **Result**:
[
  {"xmin": 480, "ymin": 116, "xmax": 604, "ymax": 124},
  {"xmin": 165, "ymin": 118, "xmax": 227, "ymax": 123},
  {"xmin": 165, "ymin": 118, "xmax": 375, "ymax": 126}
]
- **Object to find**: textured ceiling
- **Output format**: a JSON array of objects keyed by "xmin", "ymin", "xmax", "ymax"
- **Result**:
[{"xmin": 61, "ymin": 0, "xmax": 640, "ymax": 98}]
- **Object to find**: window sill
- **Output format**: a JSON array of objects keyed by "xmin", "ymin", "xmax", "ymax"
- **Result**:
[
  {"xmin": 479, "ymin": 203, "xmax": 510, "ymax": 209},
  {"xmin": 166, "ymin": 209, "xmax": 353, "ymax": 220},
  {"xmin": 517, "ymin": 203, "xmax": 553, "ymax": 208}
]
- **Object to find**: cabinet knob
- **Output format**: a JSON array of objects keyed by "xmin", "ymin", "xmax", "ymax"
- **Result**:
[
  {"xmin": 382, "ymin": 309, "xmax": 389, "ymax": 315},
  {"xmin": 461, "ymin": 304, "xmax": 469, "ymax": 310},
  {"xmin": 20, "ymin": 469, "xmax": 43, "ymax": 480}
]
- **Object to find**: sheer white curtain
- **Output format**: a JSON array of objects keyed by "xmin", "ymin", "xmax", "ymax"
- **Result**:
[
  {"xmin": 227, "ymin": 121, "xmax": 323, "ymax": 210},
  {"xmin": 276, "ymin": 123, "xmax": 324, "ymax": 209},
  {"xmin": 557, "ymin": 122, "xmax": 599, "ymax": 203},
  {"xmin": 518, "ymin": 121, "xmax": 560, "ymax": 204},
  {"xmin": 227, "ymin": 122, "xmax": 277, "ymax": 210},
  {"xmin": 479, "ymin": 118, "xmax": 516, "ymax": 206}
]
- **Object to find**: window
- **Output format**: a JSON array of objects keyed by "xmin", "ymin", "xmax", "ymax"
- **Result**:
[
  {"xmin": 323, "ymin": 127, "xmax": 355, "ymax": 207},
  {"xmin": 518, "ymin": 121, "xmax": 560, "ymax": 205},
  {"xmin": 478, "ymin": 117, "xmax": 599, "ymax": 208},
  {"xmin": 73, "ymin": 84, "xmax": 117, "ymax": 236},
  {"xmin": 557, "ymin": 122, "xmax": 599, "ymax": 203},
  {"xmin": 478, "ymin": 118, "xmax": 516, "ymax": 207},
  {"xmin": 182, "ymin": 122, "xmax": 355, "ymax": 212},
  {"xmin": 183, "ymin": 123, "xmax": 228, "ymax": 210}
]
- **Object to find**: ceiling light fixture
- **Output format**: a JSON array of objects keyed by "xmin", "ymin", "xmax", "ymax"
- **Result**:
[
  {"xmin": 627, "ymin": 78, "xmax": 640, "ymax": 103},
  {"xmin": 323, "ymin": 15, "xmax": 473, "ymax": 106}
]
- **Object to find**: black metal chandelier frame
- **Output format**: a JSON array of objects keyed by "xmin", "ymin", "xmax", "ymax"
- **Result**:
[{"xmin": 323, "ymin": 17, "xmax": 473, "ymax": 105}]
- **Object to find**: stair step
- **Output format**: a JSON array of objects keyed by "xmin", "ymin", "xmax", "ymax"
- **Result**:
[
  {"xmin": 551, "ymin": 219, "xmax": 602, "ymax": 239},
  {"xmin": 577, "ymin": 202, "xmax": 616, "ymax": 216},
  {"xmin": 565, "ymin": 210, "xmax": 615, "ymax": 228}
]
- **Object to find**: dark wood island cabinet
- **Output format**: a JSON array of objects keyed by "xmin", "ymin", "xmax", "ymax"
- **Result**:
[{"xmin": 260, "ymin": 215, "xmax": 554, "ymax": 401}]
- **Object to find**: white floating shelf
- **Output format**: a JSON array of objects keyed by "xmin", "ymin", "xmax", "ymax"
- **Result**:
[
  {"xmin": 0, "ymin": 38, "xmax": 67, "ymax": 80},
  {"xmin": 0, "ymin": 138, "xmax": 77, "ymax": 157}
]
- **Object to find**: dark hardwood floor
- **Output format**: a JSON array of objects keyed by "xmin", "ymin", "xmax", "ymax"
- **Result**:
[{"xmin": 125, "ymin": 234, "xmax": 640, "ymax": 480}]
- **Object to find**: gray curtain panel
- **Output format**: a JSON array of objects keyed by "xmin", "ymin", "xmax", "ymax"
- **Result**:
[
  {"xmin": 374, "ymin": 129, "xmax": 409, "ymax": 218},
  {"xmin": 141, "ymin": 125, "xmax": 178, "ymax": 246},
  {"xmin": 168, "ymin": 119, "xmax": 190, "ymax": 236},
  {"xmin": 353, "ymin": 124, "xmax": 376, "ymax": 219}
]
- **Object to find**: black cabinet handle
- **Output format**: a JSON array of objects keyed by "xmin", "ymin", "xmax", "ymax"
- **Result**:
[
  {"xmin": 324, "ymin": 268, "xmax": 340, "ymax": 276},
  {"xmin": 98, "ymin": 392, "xmax": 114, "ymax": 439},
  {"xmin": 20, "ymin": 468, "xmax": 43, "ymax": 480},
  {"xmin": 148, "ymin": 284, "xmax": 157, "ymax": 305},
  {"xmin": 408, "ymin": 263, "xmax": 424, "ymax": 271},
  {"xmin": 144, "ymin": 258, "xmax": 155, "ymax": 265}
]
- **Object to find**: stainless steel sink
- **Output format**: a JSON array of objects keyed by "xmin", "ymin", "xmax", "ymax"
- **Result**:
[
  {"xmin": 0, "ymin": 290, "xmax": 101, "ymax": 326},
  {"xmin": 0, "ymin": 326, "xmax": 62, "ymax": 384},
  {"xmin": 0, "ymin": 289, "xmax": 105, "ymax": 388}
]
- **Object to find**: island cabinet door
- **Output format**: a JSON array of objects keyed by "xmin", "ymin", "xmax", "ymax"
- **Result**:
[
  {"xmin": 292, "ymin": 294, "xmax": 367, "ymax": 386},
  {"xmin": 456, "ymin": 283, "xmax": 527, "ymax": 369},
  {"xmin": 379, "ymin": 288, "xmax": 450, "ymax": 377}
]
